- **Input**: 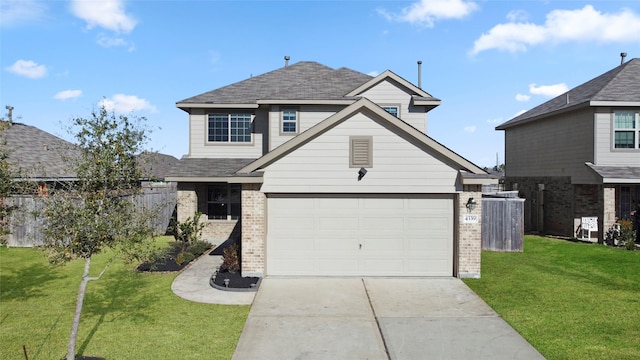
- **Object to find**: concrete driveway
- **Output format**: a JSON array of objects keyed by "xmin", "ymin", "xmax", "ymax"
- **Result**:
[{"xmin": 232, "ymin": 278, "xmax": 544, "ymax": 360}]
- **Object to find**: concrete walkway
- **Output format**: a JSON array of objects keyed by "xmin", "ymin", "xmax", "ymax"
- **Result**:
[
  {"xmin": 232, "ymin": 278, "xmax": 545, "ymax": 360},
  {"xmin": 170, "ymin": 251, "xmax": 255, "ymax": 305}
]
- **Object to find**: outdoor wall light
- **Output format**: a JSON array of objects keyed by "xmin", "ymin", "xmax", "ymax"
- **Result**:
[
  {"xmin": 358, "ymin": 167, "xmax": 368, "ymax": 181},
  {"xmin": 466, "ymin": 198, "xmax": 477, "ymax": 212}
]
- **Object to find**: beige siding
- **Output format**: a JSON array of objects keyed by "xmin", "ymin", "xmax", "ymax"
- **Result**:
[
  {"xmin": 187, "ymin": 108, "xmax": 265, "ymax": 158},
  {"xmin": 358, "ymin": 79, "xmax": 427, "ymax": 133},
  {"xmin": 594, "ymin": 107, "xmax": 640, "ymax": 166},
  {"xmin": 505, "ymin": 107, "xmax": 597, "ymax": 184},
  {"xmin": 261, "ymin": 112, "xmax": 459, "ymax": 193},
  {"xmin": 268, "ymin": 105, "xmax": 344, "ymax": 151}
]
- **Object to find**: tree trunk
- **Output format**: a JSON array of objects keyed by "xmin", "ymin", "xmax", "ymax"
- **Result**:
[{"xmin": 67, "ymin": 256, "xmax": 91, "ymax": 360}]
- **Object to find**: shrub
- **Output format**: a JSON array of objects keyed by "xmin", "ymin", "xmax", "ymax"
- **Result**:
[
  {"xmin": 221, "ymin": 243, "xmax": 240, "ymax": 273},
  {"xmin": 187, "ymin": 240, "xmax": 212, "ymax": 257},
  {"xmin": 168, "ymin": 212, "xmax": 205, "ymax": 245},
  {"xmin": 604, "ymin": 220, "xmax": 636, "ymax": 250}
]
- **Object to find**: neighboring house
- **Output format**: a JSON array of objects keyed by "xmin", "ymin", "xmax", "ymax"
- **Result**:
[
  {"xmin": 496, "ymin": 58, "xmax": 640, "ymax": 242},
  {"xmin": 1, "ymin": 121, "xmax": 178, "ymax": 245},
  {"xmin": 168, "ymin": 60, "xmax": 495, "ymax": 278}
]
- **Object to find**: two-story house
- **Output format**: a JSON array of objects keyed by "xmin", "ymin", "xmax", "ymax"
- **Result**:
[
  {"xmin": 496, "ymin": 58, "xmax": 640, "ymax": 242},
  {"xmin": 168, "ymin": 60, "xmax": 494, "ymax": 278}
]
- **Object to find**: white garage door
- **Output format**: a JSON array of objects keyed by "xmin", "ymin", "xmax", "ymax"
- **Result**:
[{"xmin": 266, "ymin": 194, "xmax": 453, "ymax": 276}]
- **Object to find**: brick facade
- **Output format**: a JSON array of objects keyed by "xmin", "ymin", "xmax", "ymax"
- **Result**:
[
  {"xmin": 240, "ymin": 183, "xmax": 266, "ymax": 277},
  {"xmin": 458, "ymin": 188, "xmax": 482, "ymax": 278}
]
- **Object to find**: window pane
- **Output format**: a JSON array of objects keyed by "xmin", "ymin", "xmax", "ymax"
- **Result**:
[
  {"xmin": 282, "ymin": 110, "xmax": 297, "ymax": 133},
  {"xmin": 230, "ymin": 114, "xmax": 252, "ymax": 142},
  {"xmin": 208, "ymin": 184, "xmax": 227, "ymax": 202},
  {"xmin": 382, "ymin": 106, "xmax": 398, "ymax": 117},
  {"xmin": 614, "ymin": 112, "xmax": 635, "ymax": 129},
  {"xmin": 614, "ymin": 131, "xmax": 635, "ymax": 148},
  {"xmin": 230, "ymin": 203, "xmax": 241, "ymax": 219},
  {"xmin": 208, "ymin": 203, "xmax": 228, "ymax": 219},
  {"xmin": 208, "ymin": 114, "xmax": 228, "ymax": 142}
]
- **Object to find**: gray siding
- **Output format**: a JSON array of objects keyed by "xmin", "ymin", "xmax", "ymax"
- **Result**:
[
  {"xmin": 187, "ymin": 108, "xmax": 265, "ymax": 158},
  {"xmin": 594, "ymin": 107, "xmax": 640, "ymax": 166},
  {"xmin": 268, "ymin": 105, "xmax": 344, "ymax": 151},
  {"xmin": 504, "ymin": 107, "xmax": 597, "ymax": 184},
  {"xmin": 261, "ymin": 111, "xmax": 459, "ymax": 193},
  {"xmin": 358, "ymin": 79, "xmax": 427, "ymax": 133}
]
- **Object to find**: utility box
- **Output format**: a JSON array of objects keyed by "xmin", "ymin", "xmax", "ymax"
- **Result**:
[{"xmin": 481, "ymin": 195, "xmax": 525, "ymax": 252}]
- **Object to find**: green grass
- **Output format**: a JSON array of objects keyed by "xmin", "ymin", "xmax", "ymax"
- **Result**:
[
  {"xmin": 464, "ymin": 235, "xmax": 640, "ymax": 360},
  {"xmin": 0, "ymin": 237, "xmax": 249, "ymax": 360}
]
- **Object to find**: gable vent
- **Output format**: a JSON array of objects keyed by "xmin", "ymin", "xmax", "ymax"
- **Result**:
[{"xmin": 350, "ymin": 136, "xmax": 372, "ymax": 167}]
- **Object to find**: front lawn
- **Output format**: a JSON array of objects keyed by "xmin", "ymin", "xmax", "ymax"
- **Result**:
[
  {"xmin": 464, "ymin": 235, "xmax": 640, "ymax": 360},
  {"xmin": 0, "ymin": 238, "xmax": 249, "ymax": 360}
]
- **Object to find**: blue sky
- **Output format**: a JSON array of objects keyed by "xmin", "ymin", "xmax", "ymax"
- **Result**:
[{"xmin": 2, "ymin": 0, "xmax": 639, "ymax": 168}]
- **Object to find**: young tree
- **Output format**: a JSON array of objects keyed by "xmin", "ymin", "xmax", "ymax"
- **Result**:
[{"xmin": 40, "ymin": 107, "xmax": 156, "ymax": 360}]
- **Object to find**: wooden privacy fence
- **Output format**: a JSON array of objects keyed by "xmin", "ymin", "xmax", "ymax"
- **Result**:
[
  {"xmin": 4, "ymin": 187, "xmax": 177, "ymax": 247},
  {"xmin": 481, "ymin": 195, "xmax": 525, "ymax": 252}
]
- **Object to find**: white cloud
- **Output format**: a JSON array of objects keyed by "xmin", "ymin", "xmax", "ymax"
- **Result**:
[
  {"xmin": 506, "ymin": 9, "xmax": 528, "ymax": 23},
  {"xmin": 379, "ymin": 0, "xmax": 478, "ymax": 27},
  {"xmin": 5, "ymin": 59, "xmax": 47, "ymax": 78},
  {"xmin": 471, "ymin": 5, "xmax": 640, "ymax": 55},
  {"xmin": 70, "ymin": 0, "xmax": 137, "ymax": 33},
  {"xmin": 529, "ymin": 83, "xmax": 568, "ymax": 97},
  {"xmin": 486, "ymin": 118, "xmax": 502, "ymax": 124},
  {"xmin": 54, "ymin": 89, "xmax": 82, "ymax": 100},
  {"xmin": 464, "ymin": 125, "xmax": 477, "ymax": 133},
  {"xmin": 99, "ymin": 94, "xmax": 157, "ymax": 113},
  {"xmin": 515, "ymin": 93, "xmax": 531, "ymax": 102},
  {"xmin": 0, "ymin": 0, "xmax": 47, "ymax": 27},
  {"xmin": 96, "ymin": 33, "xmax": 135, "ymax": 51},
  {"xmin": 367, "ymin": 71, "xmax": 380, "ymax": 77}
]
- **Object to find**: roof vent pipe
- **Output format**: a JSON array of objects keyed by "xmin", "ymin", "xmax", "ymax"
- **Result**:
[
  {"xmin": 417, "ymin": 60, "xmax": 422, "ymax": 89},
  {"xmin": 566, "ymin": 93, "xmax": 569, "ymax": 104},
  {"xmin": 5, "ymin": 105, "xmax": 14, "ymax": 124},
  {"xmin": 284, "ymin": 55, "xmax": 290, "ymax": 67},
  {"xmin": 620, "ymin": 52, "xmax": 627, "ymax": 65}
]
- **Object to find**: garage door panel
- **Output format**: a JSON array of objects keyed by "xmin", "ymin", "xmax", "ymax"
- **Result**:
[{"xmin": 267, "ymin": 195, "xmax": 453, "ymax": 276}]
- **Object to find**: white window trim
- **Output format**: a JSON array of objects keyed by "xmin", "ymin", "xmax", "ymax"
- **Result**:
[
  {"xmin": 612, "ymin": 110, "xmax": 640, "ymax": 150},
  {"xmin": 206, "ymin": 113, "xmax": 253, "ymax": 144},
  {"xmin": 280, "ymin": 107, "xmax": 299, "ymax": 135}
]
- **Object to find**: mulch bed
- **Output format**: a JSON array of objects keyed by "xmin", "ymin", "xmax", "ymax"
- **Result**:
[
  {"xmin": 211, "ymin": 270, "xmax": 261, "ymax": 290},
  {"xmin": 136, "ymin": 243, "xmax": 212, "ymax": 272}
]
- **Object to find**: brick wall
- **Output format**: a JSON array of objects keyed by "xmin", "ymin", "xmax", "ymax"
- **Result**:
[
  {"xmin": 458, "ymin": 189, "xmax": 482, "ymax": 278},
  {"xmin": 240, "ymin": 183, "xmax": 266, "ymax": 277}
]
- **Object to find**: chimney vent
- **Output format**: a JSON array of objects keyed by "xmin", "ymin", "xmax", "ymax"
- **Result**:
[
  {"xmin": 284, "ymin": 55, "xmax": 290, "ymax": 67},
  {"xmin": 620, "ymin": 52, "xmax": 627, "ymax": 65},
  {"xmin": 417, "ymin": 61, "xmax": 422, "ymax": 89}
]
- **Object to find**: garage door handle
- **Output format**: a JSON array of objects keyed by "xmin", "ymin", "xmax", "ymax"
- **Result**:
[{"xmin": 359, "ymin": 244, "xmax": 362, "ymax": 249}]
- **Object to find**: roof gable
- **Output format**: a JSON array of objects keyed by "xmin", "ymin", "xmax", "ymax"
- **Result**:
[
  {"xmin": 497, "ymin": 58, "xmax": 640, "ymax": 130},
  {"xmin": 238, "ymin": 98, "xmax": 484, "ymax": 175}
]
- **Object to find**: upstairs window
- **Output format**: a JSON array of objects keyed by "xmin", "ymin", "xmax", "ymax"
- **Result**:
[
  {"xmin": 281, "ymin": 109, "xmax": 298, "ymax": 134},
  {"xmin": 613, "ymin": 111, "xmax": 639, "ymax": 149},
  {"xmin": 208, "ymin": 113, "xmax": 252, "ymax": 143},
  {"xmin": 382, "ymin": 106, "xmax": 399, "ymax": 118}
]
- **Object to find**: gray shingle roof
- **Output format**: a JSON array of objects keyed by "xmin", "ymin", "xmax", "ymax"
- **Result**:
[
  {"xmin": 167, "ymin": 158, "xmax": 259, "ymax": 178},
  {"xmin": 2, "ymin": 122, "xmax": 179, "ymax": 181},
  {"xmin": 2, "ymin": 122, "xmax": 79, "ymax": 179},
  {"xmin": 587, "ymin": 163, "xmax": 640, "ymax": 182},
  {"xmin": 497, "ymin": 58, "xmax": 640, "ymax": 129},
  {"xmin": 177, "ymin": 61, "xmax": 373, "ymax": 105},
  {"xmin": 137, "ymin": 152, "xmax": 179, "ymax": 180}
]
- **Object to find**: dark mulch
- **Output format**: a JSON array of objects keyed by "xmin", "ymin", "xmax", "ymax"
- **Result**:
[
  {"xmin": 137, "ymin": 242, "xmax": 212, "ymax": 272},
  {"xmin": 212, "ymin": 270, "xmax": 260, "ymax": 289}
]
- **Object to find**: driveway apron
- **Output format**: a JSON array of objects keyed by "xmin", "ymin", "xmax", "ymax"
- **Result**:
[{"xmin": 232, "ymin": 278, "xmax": 545, "ymax": 360}]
